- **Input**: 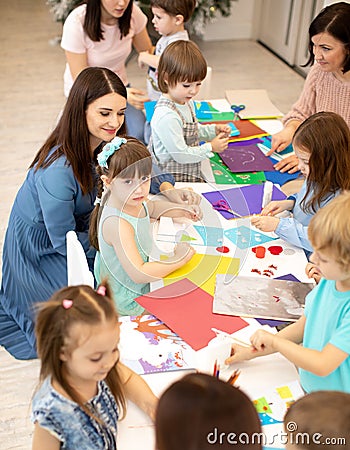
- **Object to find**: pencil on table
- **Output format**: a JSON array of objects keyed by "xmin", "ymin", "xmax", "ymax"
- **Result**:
[{"xmin": 227, "ymin": 369, "xmax": 241, "ymax": 386}]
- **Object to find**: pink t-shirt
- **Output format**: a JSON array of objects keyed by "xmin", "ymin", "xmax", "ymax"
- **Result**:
[{"xmin": 61, "ymin": 3, "xmax": 147, "ymax": 96}]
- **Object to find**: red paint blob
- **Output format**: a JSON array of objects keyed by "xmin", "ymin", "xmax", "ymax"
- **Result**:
[
  {"xmin": 268, "ymin": 245, "xmax": 283, "ymax": 255},
  {"xmin": 216, "ymin": 246, "xmax": 230, "ymax": 253},
  {"xmin": 255, "ymin": 246, "xmax": 266, "ymax": 258}
]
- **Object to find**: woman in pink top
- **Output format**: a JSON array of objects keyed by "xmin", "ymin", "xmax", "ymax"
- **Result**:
[
  {"xmin": 61, "ymin": 0, "xmax": 152, "ymax": 142},
  {"xmin": 268, "ymin": 2, "xmax": 350, "ymax": 174}
]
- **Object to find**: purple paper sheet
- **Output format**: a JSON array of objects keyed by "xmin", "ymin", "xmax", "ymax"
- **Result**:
[
  {"xmin": 202, "ymin": 185, "xmax": 286, "ymax": 219},
  {"xmin": 220, "ymin": 141, "xmax": 275, "ymax": 173}
]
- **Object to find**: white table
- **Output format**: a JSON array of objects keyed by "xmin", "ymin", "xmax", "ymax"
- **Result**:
[{"xmin": 117, "ymin": 179, "xmax": 309, "ymax": 449}]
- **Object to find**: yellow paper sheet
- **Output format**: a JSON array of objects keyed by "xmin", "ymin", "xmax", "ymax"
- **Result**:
[{"xmin": 163, "ymin": 253, "xmax": 240, "ymax": 296}]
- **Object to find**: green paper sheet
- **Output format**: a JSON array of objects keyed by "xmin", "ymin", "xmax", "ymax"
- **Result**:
[{"xmin": 210, "ymin": 154, "xmax": 266, "ymax": 185}]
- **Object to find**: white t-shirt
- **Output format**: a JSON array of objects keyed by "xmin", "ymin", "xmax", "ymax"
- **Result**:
[
  {"xmin": 61, "ymin": 3, "xmax": 147, "ymax": 96},
  {"xmin": 147, "ymin": 30, "xmax": 189, "ymax": 101}
]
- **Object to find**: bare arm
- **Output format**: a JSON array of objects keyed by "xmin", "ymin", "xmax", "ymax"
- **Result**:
[
  {"xmin": 138, "ymin": 51, "xmax": 159, "ymax": 70},
  {"xmin": 32, "ymin": 423, "xmax": 61, "ymax": 450},
  {"xmin": 64, "ymin": 50, "xmax": 88, "ymax": 81},
  {"xmin": 146, "ymin": 199, "xmax": 202, "ymax": 222},
  {"xmin": 132, "ymin": 27, "xmax": 152, "ymax": 54},
  {"xmin": 159, "ymin": 184, "xmax": 202, "ymax": 205},
  {"xmin": 226, "ymin": 316, "xmax": 305, "ymax": 364},
  {"xmin": 250, "ymin": 325, "xmax": 349, "ymax": 377},
  {"xmin": 103, "ymin": 216, "xmax": 195, "ymax": 283},
  {"xmin": 118, "ymin": 363, "xmax": 158, "ymax": 420}
]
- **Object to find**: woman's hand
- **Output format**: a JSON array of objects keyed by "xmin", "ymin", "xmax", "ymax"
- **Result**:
[
  {"xmin": 126, "ymin": 87, "xmax": 150, "ymax": 110},
  {"xmin": 251, "ymin": 215, "xmax": 280, "ymax": 232},
  {"xmin": 160, "ymin": 186, "xmax": 202, "ymax": 205},
  {"xmin": 261, "ymin": 199, "xmax": 295, "ymax": 216},
  {"xmin": 268, "ymin": 127, "xmax": 295, "ymax": 155},
  {"xmin": 273, "ymin": 154, "xmax": 300, "ymax": 174}
]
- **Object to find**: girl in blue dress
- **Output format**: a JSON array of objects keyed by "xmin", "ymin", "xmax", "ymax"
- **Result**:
[
  {"xmin": 0, "ymin": 66, "xmax": 189, "ymax": 360},
  {"xmin": 32, "ymin": 281, "xmax": 157, "ymax": 449}
]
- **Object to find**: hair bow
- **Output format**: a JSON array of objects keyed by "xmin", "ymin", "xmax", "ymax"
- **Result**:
[{"xmin": 97, "ymin": 137, "xmax": 127, "ymax": 169}]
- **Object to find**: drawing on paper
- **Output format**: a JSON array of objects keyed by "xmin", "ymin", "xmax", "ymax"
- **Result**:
[{"xmin": 119, "ymin": 315, "xmax": 195, "ymax": 374}]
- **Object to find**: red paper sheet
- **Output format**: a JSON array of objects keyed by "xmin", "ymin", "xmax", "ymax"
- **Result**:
[{"xmin": 136, "ymin": 278, "xmax": 248, "ymax": 351}]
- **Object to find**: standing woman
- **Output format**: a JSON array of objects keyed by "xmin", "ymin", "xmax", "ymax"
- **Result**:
[
  {"xmin": 268, "ymin": 2, "xmax": 350, "ymax": 173},
  {"xmin": 61, "ymin": 0, "xmax": 152, "ymax": 142},
  {"xmin": 0, "ymin": 68, "xmax": 128, "ymax": 360}
]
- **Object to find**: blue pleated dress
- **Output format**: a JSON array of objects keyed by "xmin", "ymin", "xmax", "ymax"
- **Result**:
[{"xmin": 0, "ymin": 152, "xmax": 96, "ymax": 359}]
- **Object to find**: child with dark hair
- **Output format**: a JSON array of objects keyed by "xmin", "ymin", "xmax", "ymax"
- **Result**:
[
  {"xmin": 90, "ymin": 136, "xmax": 202, "ymax": 315},
  {"xmin": 149, "ymin": 40, "xmax": 231, "ymax": 182},
  {"xmin": 138, "ymin": 0, "xmax": 197, "ymax": 101},
  {"xmin": 156, "ymin": 373, "xmax": 263, "ymax": 450},
  {"xmin": 252, "ymin": 112, "xmax": 350, "ymax": 254},
  {"xmin": 32, "ymin": 281, "xmax": 157, "ymax": 449}
]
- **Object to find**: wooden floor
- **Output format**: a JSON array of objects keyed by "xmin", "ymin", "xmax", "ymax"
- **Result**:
[{"xmin": 0, "ymin": 1, "xmax": 305, "ymax": 448}]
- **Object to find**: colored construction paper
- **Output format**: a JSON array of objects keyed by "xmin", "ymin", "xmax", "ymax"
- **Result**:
[
  {"xmin": 162, "ymin": 253, "xmax": 240, "ymax": 296},
  {"xmin": 201, "ymin": 120, "xmax": 268, "ymax": 141},
  {"xmin": 220, "ymin": 141, "xmax": 275, "ymax": 173},
  {"xmin": 135, "ymin": 278, "xmax": 248, "ymax": 351},
  {"xmin": 224, "ymin": 225, "xmax": 277, "ymax": 249},
  {"xmin": 202, "ymin": 185, "xmax": 286, "ymax": 220},
  {"xmin": 265, "ymin": 157, "xmax": 302, "ymax": 185},
  {"xmin": 194, "ymin": 100, "xmax": 235, "ymax": 122},
  {"xmin": 144, "ymin": 100, "xmax": 157, "ymax": 121},
  {"xmin": 193, "ymin": 225, "xmax": 225, "ymax": 247},
  {"xmin": 209, "ymin": 153, "xmax": 265, "ymax": 185}
]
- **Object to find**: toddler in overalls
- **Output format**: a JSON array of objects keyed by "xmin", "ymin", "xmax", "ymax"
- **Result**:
[{"xmin": 149, "ymin": 40, "xmax": 230, "ymax": 182}]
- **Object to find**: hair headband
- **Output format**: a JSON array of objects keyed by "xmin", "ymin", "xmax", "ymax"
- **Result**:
[{"xmin": 97, "ymin": 136, "xmax": 127, "ymax": 169}]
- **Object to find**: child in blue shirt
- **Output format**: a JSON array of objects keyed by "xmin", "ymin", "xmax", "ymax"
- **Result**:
[
  {"xmin": 251, "ymin": 112, "xmax": 350, "ymax": 254},
  {"xmin": 227, "ymin": 192, "xmax": 350, "ymax": 393}
]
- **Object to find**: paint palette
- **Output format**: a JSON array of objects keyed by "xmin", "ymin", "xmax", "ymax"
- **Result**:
[{"xmin": 224, "ymin": 225, "xmax": 277, "ymax": 249}]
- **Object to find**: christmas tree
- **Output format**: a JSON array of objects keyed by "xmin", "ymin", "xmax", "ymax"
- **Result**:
[{"xmin": 47, "ymin": 0, "xmax": 81, "ymax": 24}]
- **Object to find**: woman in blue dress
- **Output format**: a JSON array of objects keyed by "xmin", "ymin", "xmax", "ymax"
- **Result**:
[{"xmin": 0, "ymin": 67, "xmax": 191, "ymax": 360}]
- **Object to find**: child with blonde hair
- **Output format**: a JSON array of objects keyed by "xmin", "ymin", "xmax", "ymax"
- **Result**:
[
  {"xmin": 149, "ymin": 40, "xmax": 231, "ymax": 182},
  {"xmin": 251, "ymin": 112, "xmax": 350, "ymax": 254},
  {"xmin": 227, "ymin": 192, "xmax": 350, "ymax": 393},
  {"xmin": 31, "ymin": 281, "xmax": 157, "ymax": 449},
  {"xmin": 89, "ymin": 136, "xmax": 201, "ymax": 316}
]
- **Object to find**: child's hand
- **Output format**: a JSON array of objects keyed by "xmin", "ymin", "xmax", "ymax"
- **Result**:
[
  {"xmin": 225, "ymin": 343, "xmax": 256, "ymax": 365},
  {"xmin": 305, "ymin": 262, "xmax": 321, "ymax": 284},
  {"xmin": 138, "ymin": 51, "xmax": 149, "ymax": 69},
  {"xmin": 126, "ymin": 87, "xmax": 150, "ymax": 110},
  {"xmin": 261, "ymin": 199, "xmax": 295, "ymax": 216},
  {"xmin": 211, "ymin": 133, "xmax": 229, "ymax": 153},
  {"xmin": 251, "ymin": 215, "xmax": 279, "ymax": 232},
  {"xmin": 173, "ymin": 242, "xmax": 195, "ymax": 264},
  {"xmin": 183, "ymin": 205, "xmax": 203, "ymax": 221},
  {"xmin": 250, "ymin": 329, "xmax": 276, "ymax": 353},
  {"xmin": 215, "ymin": 124, "xmax": 231, "ymax": 137}
]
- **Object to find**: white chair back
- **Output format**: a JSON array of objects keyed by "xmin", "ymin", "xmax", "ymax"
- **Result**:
[{"xmin": 66, "ymin": 231, "xmax": 95, "ymax": 288}]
